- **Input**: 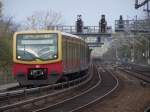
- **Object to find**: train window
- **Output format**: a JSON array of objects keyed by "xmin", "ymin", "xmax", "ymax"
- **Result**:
[{"xmin": 16, "ymin": 33, "xmax": 58, "ymax": 61}]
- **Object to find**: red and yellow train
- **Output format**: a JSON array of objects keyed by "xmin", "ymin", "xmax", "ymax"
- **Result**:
[{"xmin": 13, "ymin": 30, "xmax": 90, "ymax": 86}]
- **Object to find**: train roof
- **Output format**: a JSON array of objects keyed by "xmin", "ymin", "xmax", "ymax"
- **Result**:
[
  {"xmin": 14, "ymin": 30, "xmax": 82, "ymax": 39},
  {"xmin": 61, "ymin": 32, "xmax": 81, "ymax": 39}
]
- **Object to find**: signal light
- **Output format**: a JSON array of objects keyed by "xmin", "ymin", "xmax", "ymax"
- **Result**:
[{"xmin": 76, "ymin": 15, "xmax": 83, "ymax": 33}]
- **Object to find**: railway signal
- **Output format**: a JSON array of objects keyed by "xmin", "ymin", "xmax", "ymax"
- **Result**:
[
  {"xmin": 76, "ymin": 15, "xmax": 83, "ymax": 33},
  {"xmin": 118, "ymin": 15, "xmax": 124, "ymax": 29},
  {"xmin": 99, "ymin": 14, "xmax": 107, "ymax": 33}
]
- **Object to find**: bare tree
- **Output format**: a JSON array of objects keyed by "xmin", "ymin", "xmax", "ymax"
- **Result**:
[
  {"xmin": 0, "ymin": 17, "xmax": 15, "ymax": 37},
  {"xmin": 25, "ymin": 10, "xmax": 63, "ymax": 30}
]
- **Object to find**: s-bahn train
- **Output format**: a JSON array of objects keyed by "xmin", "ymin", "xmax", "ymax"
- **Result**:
[{"xmin": 13, "ymin": 30, "xmax": 90, "ymax": 86}]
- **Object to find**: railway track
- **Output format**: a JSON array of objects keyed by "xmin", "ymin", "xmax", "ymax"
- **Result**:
[
  {"xmin": 0, "ymin": 64, "xmax": 94, "ymax": 112},
  {"xmin": 31, "ymin": 64, "xmax": 118, "ymax": 112},
  {"xmin": 117, "ymin": 65, "xmax": 150, "ymax": 84},
  {"xmin": 0, "ymin": 63, "xmax": 119, "ymax": 112}
]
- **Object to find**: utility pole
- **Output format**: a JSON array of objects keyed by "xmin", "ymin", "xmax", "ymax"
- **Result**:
[
  {"xmin": 147, "ymin": 1, "xmax": 150, "ymax": 18},
  {"xmin": 147, "ymin": 1, "xmax": 150, "ymax": 64},
  {"xmin": 146, "ymin": 34, "xmax": 150, "ymax": 64},
  {"xmin": 135, "ymin": 0, "xmax": 150, "ymax": 65},
  {"xmin": 131, "ymin": 15, "xmax": 138, "ymax": 63},
  {"xmin": 144, "ymin": 1, "xmax": 150, "ymax": 64}
]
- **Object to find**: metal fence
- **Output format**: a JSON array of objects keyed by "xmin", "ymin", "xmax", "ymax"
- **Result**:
[
  {"xmin": 48, "ymin": 25, "xmax": 112, "ymax": 34},
  {"xmin": 115, "ymin": 20, "xmax": 150, "ymax": 32}
]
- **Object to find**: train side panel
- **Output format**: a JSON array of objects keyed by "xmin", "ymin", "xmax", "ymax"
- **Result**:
[{"xmin": 62, "ymin": 34, "xmax": 89, "ymax": 75}]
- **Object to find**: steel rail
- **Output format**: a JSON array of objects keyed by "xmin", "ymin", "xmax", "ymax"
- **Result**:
[
  {"xmin": 33, "ymin": 65, "xmax": 118, "ymax": 112},
  {"xmin": 0, "ymin": 69, "xmax": 90, "ymax": 105},
  {"xmin": 0, "ymin": 64, "xmax": 94, "ymax": 112},
  {"xmin": 118, "ymin": 67, "xmax": 150, "ymax": 83},
  {"xmin": 70, "ymin": 67, "xmax": 119, "ymax": 112},
  {"xmin": 32, "ymin": 65, "xmax": 101, "ymax": 112},
  {"xmin": 144, "ymin": 106, "xmax": 150, "ymax": 112}
]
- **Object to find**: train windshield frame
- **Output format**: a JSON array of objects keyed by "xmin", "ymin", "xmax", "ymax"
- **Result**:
[{"xmin": 16, "ymin": 33, "xmax": 58, "ymax": 61}]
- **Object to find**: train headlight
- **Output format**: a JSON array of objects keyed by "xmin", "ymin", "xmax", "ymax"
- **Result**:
[
  {"xmin": 54, "ymin": 55, "xmax": 57, "ymax": 58},
  {"xmin": 17, "ymin": 56, "xmax": 21, "ymax": 59}
]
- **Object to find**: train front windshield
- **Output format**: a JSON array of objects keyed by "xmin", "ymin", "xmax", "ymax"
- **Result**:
[{"xmin": 16, "ymin": 33, "xmax": 58, "ymax": 61}]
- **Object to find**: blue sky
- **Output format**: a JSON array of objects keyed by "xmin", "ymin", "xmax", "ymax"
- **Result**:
[{"xmin": 3, "ymin": 0, "xmax": 144, "ymax": 27}]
